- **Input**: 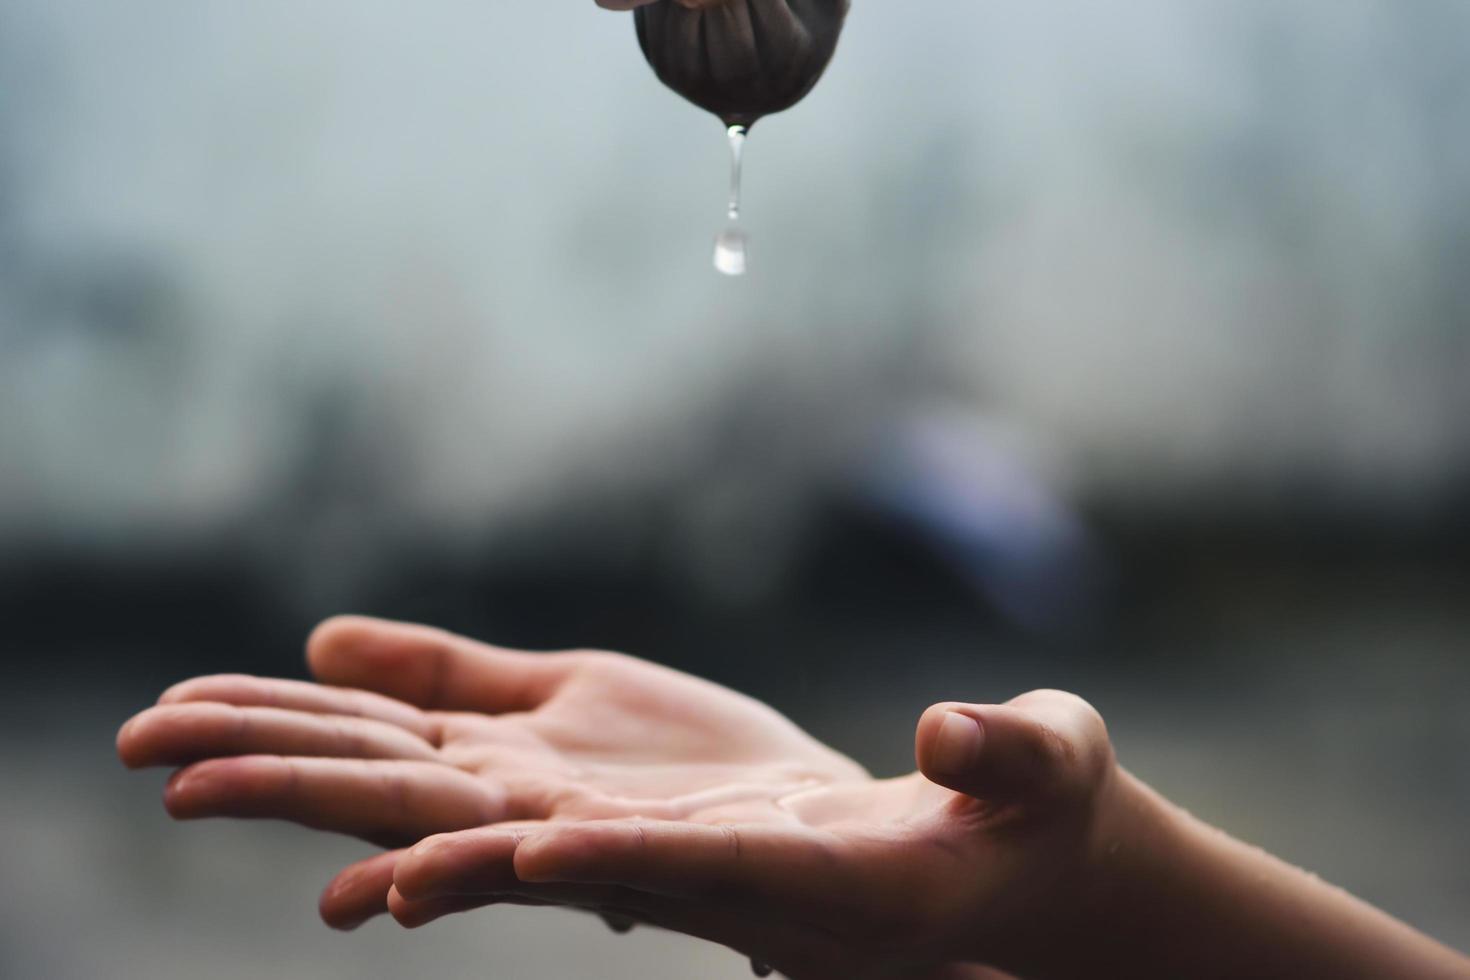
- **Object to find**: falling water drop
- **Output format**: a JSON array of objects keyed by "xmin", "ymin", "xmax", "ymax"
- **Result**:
[
  {"xmin": 750, "ymin": 959, "xmax": 774, "ymax": 977},
  {"xmin": 713, "ymin": 124, "xmax": 749, "ymax": 277}
]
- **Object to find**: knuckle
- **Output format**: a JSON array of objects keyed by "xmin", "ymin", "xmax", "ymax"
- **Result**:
[{"xmin": 1013, "ymin": 690, "xmax": 1113, "ymax": 799}]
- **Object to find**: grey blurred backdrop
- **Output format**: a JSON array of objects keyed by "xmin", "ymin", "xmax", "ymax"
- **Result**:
[{"xmin": 2, "ymin": 1, "xmax": 1468, "ymax": 977}]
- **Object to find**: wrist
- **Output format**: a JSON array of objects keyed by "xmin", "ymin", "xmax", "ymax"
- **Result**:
[
  {"xmin": 997, "ymin": 767, "xmax": 1470, "ymax": 980},
  {"xmin": 982, "ymin": 763, "xmax": 1173, "ymax": 979}
]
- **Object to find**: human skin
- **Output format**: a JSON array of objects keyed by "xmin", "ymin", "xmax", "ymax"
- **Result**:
[
  {"xmin": 117, "ymin": 617, "xmax": 1005, "ymax": 979},
  {"xmin": 118, "ymin": 6, "xmax": 1470, "ymax": 976},
  {"xmin": 115, "ymin": 617, "xmax": 1013, "ymax": 979},
  {"xmin": 118, "ymin": 617, "xmax": 1470, "ymax": 979}
]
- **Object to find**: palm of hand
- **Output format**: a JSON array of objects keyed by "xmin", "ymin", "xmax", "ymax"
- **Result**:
[
  {"xmin": 428, "ymin": 652, "xmax": 869, "ymax": 823},
  {"xmin": 119, "ymin": 617, "xmax": 866, "ymax": 848}
]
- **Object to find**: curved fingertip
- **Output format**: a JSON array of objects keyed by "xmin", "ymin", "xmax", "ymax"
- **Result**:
[
  {"xmin": 918, "ymin": 709, "xmax": 986, "ymax": 781},
  {"xmin": 387, "ymin": 885, "xmax": 445, "ymax": 930},
  {"xmin": 161, "ymin": 766, "xmax": 187, "ymax": 812},
  {"xmin": 159, "ymin": 674, "xmax": 258, "ymax": 705},
  {"xmin": 385, "ymin": 885, "xmax": 416, "ymax": 927},
  {"xmin": 389, "ymin": 886, "xmax": 499, "ymax": 929},
  {"xmin": 305, "ymin": 615, "xmax": 376, "ymax": 672},
  {"xmin": 319, "ymin": 850, "xmax": 400, "ymax": 932},
  {"xmin": 306, "ymin": 616, "xmax": 435, "ymax": 693},
  {"xmin": 116, "ymin": 704, "xmax": 198, "ymax": 769},
  {"xmin": 161, "ymin": 756, "xmax": 283, "ymax": 820},
  {"xmin": 157, "ymin": 676, "xmax": 208, "ymax": 705},
  {"xmin": 916, "ymin": 701, "xmax": 1024, "ymax": 803},
  {"xmin": 162, "ymin": 764, "xmax": 208, "ymax": 818},
  {"xmin": 318, "ymin": 891, "xmax": 368, "ymax": 932},
  {"xmin": 116, "ymin": 714, "xmax": 146, "ymax": 768}
]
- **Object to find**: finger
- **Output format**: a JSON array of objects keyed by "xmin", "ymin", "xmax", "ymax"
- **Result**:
[
  {"xmin": 394, "ymin": 824, "xmax": 534, "ymax": 898},
  {"xmin": 388, "ymin": 886, "xmax": 630, "ymax": 930},
  {"xmin": 307, "ymin": 616, "xmax": 575, "ymax": 714},
  {"xmin": 915, "ymin": 690, "xmax": 1113, "ymax": 806},
  {"xmin": 391, "ymin": 878, "xmax": 834, "ymax": 978},
  {"xmin": 707, "ymin": 2, "xmax": 760, "ymax": 84},
  {"xmin": 393, "ymin": 822, "xmax": 673, "ymax": 902},
  {"xmin": 390, "ymin": 878, "xmax": 642, "ymax": 924},
  {"xmin": 163, "ymin": 756, "xmax": 506, "ymax": 847},
  {"xmin": 320, "ymin": 850, "xmax": 403, "ymax": 931},
  {"xmin": 387, "ymin": 886, "xmax": 508, "ymax": 929},
  {"xmin": 392, "ymin": 821, "xmax": 661, "ymax": 902},
  {"xmin": 513, "ymin": 820, "xmax": 858, "ymax": 909},
  {"xmin": 323, "ymin": 851, "xmax": 559, "ymax": 932},
  {"xmin": 118, "ymin": 703, "xmax": 439, "ymax": 769},
  {"xmin": 747, "ymin": 0, "xmax": 809, "ymax": 71},
  {"xmin": 156, "ymin": 674, "xmax": 438, "ymax": 742}
]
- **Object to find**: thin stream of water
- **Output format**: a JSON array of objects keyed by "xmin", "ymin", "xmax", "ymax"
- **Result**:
[{"xmin": 713, "ymin": 124, "xmax": 749, "ymax": 276}]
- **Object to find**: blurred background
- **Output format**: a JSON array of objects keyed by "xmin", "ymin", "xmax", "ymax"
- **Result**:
[{"xmin": 2, "ymin": 0, "xmax": 1468, "ymax": 976}]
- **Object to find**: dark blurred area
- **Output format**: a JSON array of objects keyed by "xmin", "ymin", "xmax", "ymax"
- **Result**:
[{"xmin": 2, "ymin": 1, "xmax": 1468, "ymax": 977}]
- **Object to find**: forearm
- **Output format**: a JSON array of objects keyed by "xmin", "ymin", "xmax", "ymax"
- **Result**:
[{"xmin": 1018, "ymin": 769, "xmax": 1470, "ymax": 980}]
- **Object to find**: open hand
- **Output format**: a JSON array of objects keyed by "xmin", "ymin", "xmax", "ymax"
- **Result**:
[
  {"xmin": 117, "ymin": 616, "xmax": 866, "ymax": 927},
  {"xmin": 380, "ymin": 691, "xmax": 1120, "ymax": 980}
]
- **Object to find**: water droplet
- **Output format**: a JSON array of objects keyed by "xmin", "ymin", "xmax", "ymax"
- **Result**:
[
  {"xmin": 601, "ymin": 913, "xmax": 636, "ymax": 935},
  {"xmin": 750, "ymin": 959, "xmax": 774, "ymax": 977},
  {"xmin": 713, "ymin": 124, "xmax": 749, "ymax": 277},
  {"xmin": 714, "ymin": 225, "xmax": 748, "ymax": 277}
]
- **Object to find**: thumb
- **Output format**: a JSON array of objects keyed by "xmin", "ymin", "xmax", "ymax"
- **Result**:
[{"xmin": 915, "ymin": 691, "xmax": 1111, "ymax": 805}]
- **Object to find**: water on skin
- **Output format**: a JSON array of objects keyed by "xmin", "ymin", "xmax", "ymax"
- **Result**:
[{"xmin": 713, "ymin": 124, "xmax": 749, "ymax": 276}]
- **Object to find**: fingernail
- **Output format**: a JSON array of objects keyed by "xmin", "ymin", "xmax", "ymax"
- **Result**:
[{"xmin": 932, "ymin": 712, "xmax": 983, "ymax": 776}]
